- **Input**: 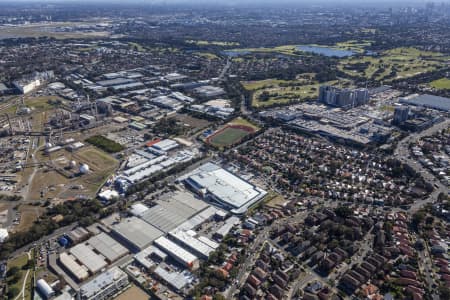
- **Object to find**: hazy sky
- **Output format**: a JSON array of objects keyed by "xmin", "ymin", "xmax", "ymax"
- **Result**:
[
  {"xmin": 0, "ymin": 0, "xmax": 445, "ymax": 3},
  {"xmin": 0, "ymin": 0, "xmax": 447, "ymax": 9}
]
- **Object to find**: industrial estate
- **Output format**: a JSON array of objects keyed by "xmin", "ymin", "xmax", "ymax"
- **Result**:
[{"xmin": 0, "ymin": 1, "xmax": 449, "ymax": 300}]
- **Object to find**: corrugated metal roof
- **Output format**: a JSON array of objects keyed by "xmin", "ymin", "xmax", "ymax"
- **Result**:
[
  {"xmin": 185, "ymin": 162, "xmax": 266, "ymax": 211},
  {"xmin": 59, "ymin": 252, "xmax": 89, "ymax": 281},
  {"xmin": 400, "ymin": 94, "xmax": 450, "ymax": 111},
  {"xmin": 70, "ymin": 244, "xmax": 107, "ymax": 274},
  {"xmin": 112, "ymin": 217, "xmax": 164, "ymax": 250},
  {"xmin": 154, "ymin": 236, "xmax": 198, "ymax": 267},
  {"xmin": 87, "ymin": 233, "xmax": 128, "ymax": 262}
]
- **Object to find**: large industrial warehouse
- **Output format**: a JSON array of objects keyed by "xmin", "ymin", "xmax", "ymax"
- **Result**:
[
  {"xmin": 182, "ymin": 162, "xmax": 267, "ymax": 214},
  {"xmin": 139, "ymin": 191, "xmax": 210, "ymax": 233},
  {"xmin": 59, "ymin": 252, "xmax": 89, "ymax": 282},
  {"xmin": 168, "ymin": 229, "xmax": 216, "ymax": 259},
  {"xmin": 86, "ymin": 232, "xmax": 129, "ymax": 263},
  {"xmin": 111, "ymin": 217, "xmax": 164, "ymax": 252},
  {"xmin": 154, "ymin": 236, "xmax": 200, "ymax": 270},
  {"xmin": 69, "ymin": 244, "xmax": 108, "ymax": 274}
]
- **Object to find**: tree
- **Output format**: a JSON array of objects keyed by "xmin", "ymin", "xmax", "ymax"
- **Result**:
[
  {"xmin": 335, "ymin": 206, "xmax": 353, "ymax": 219},
  {"xmin": 213, "ymin": 293, "xmax": 226, "ymax": 300},
  {"xmin": 7, "ymin": 266, "xmax": 19, "ymax": 277},
  {"xmin": 440, "ymin": 286, "xmax": 450, "ymax": 300},
  {"xmin": 8, "ymin": 272, "xmax": 22, "ymax": 284},
  {"xmin": 8, "ymin": 287, "xmax": 20, "ymax": 299},
  {"xmin": 412, "ymin": 211, "xmax": 425, "ymax": 229},
  {"xmin": 425, "ymin": 216, "xmax": 434, "ymax": 225}
]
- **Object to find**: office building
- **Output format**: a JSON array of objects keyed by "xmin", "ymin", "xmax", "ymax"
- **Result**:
[{"xmin": 393, "ymin": 106, "xmax": 410, "ymax": 125}]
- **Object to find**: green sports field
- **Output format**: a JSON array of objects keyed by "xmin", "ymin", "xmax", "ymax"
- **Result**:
[{"xmin": 208, "ymin": 127, "xmax": 251, "ymax": 147}]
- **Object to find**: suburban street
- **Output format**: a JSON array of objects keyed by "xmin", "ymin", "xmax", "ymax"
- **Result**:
[{"xmin": 394, "ymin": 119, "xmax": 449, "ymax": 214}]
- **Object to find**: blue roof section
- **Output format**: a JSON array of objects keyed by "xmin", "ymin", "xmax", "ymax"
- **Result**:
[{"xmin": 400, "ymin": 94, "xmax": 450, "ymax": 112}]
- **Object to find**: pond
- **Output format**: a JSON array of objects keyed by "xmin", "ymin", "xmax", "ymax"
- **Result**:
[
  {"xmin": 296, "ymin": 45, "xmax": 356, "ymax": 57},
  {"xmin": 222, "ymin": 50, "xmax": 251, "ymax": 57}
]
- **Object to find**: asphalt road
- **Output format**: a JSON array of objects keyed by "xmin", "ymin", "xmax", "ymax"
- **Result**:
[{"xmin": 394, "ymin": 119, "xmax": 449, "ymax": 214}]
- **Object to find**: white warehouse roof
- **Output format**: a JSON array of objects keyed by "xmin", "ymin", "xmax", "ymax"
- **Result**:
[
  {"xmin": 134, "ymin": 245, "xmax": 168, "ymax": 270},
  {"xmin": 152, "ymin": 139, "xmax": 179, "ymax": 152},
  {"xmin": 130, "ymin": 203, "xmax": 149, "ymax": 217},
  {"xmin": 154, "ymin": 236, "xmax": 199, "ymax": 270},
  {"xmin": 69, "ymin": 244, "xmax": 107, "ymax": 274},
  {"xmin": 183, "ymin": 162, "xmax": 267, "ymax": 214},
  {"xmin": 37, "ymin": 279, "xmax": 55, "ymax": 299},
  {"xmin": 168, "ymin": 229, "xmax": 215, "ymax": 259},
  {"xmin": 59, "ymin": 252, "xmax": 89, "ymax": 281},
  {"xmin": 87, "ymin": 233, "xmax": 128, "ymax": 262},
  {"xmin": 112, "ymin": 217, "xmax": 164, "ymax": 251}
]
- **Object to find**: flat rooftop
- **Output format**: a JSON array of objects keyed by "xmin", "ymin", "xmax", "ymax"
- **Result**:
[
  {"xmin": 183, "ymin": 162, "xmax": 267, "ymax": 214},
  {"xmin": 111, "ymin": 217, "xmax": 164, "ymax": 251},
  {"xmin": 80, "ymin": 266, "xmax": 127, "ymax": 299},
  {"xmin": 400, "ymin": 94, "xmax": 450, "ymax": 112},
  {"xmin": 69, "ymin": 244, "xmax": 107, "ymax": 274},
  {"xmin": 87, "ymin": 232, "xmax": 129, "ymax": 262},
  {"xmin": 139, "ymin": 191, "xmax": 209, "ymax": 233}
]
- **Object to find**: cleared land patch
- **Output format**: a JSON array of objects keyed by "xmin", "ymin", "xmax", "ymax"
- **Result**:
[
  {"xmin": 85, "ymin": 135, "xmax": 125, "ymax": 153},
  {"xmin": 429, "ymin": 78, "xmax": 450, "ymax": 90},
  {"xmin": 28, "ymin": 146, "xmax": 118, "ymax": 200}
]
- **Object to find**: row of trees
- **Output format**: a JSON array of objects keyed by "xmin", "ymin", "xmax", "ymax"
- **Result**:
[{"xmin": 0, "ymin": 199, "xmax": 105, "ymax": 259}]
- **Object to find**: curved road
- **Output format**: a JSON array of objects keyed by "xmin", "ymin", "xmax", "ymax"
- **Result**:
[{"xmin": 393, "ymin": 119, "xmax": 449, "ymax": 213}]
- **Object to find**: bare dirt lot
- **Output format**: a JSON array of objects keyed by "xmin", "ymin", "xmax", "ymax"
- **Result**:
[
  {"xmin": 113, "ymin": 285, "xmax": 149, "ymax": 300},
  {"xmin": 173, "ymin": 113, "xmax": 212, "ymax": 132}
]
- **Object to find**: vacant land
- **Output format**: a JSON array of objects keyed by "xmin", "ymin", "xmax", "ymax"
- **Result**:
[
  {"xmin": 429, "ymin": 78, "xmax": 450, "ymax": 90},
  {"xmin": 4, "ymin": 96, "xmax": 65, "ymax": 115},
  {"xmin": 28, "ymin": 146, "xmax": 118, "ymax": 200},
  {"xmin": 264, "ymin": 192, "xmax": 286, "ymax": 208},
  {"xmin": 15, "ymin": 205, "xmax": 46, "ymax": 233},
  {"xmin": 230, "ymin": 117, "xmax": 261, "ymax": 131},
  {"xmin": 86, "ymin": 135, "xmax": 125, "ymax": 153},
  {"xmin": 173, "ymin": 113, "xmax": 212, "ymax": 132},
  {"xmin": 7, "ymin": 253, "xmax": 32, "ymax": 300},
  {"xmin": 113, "ymin": 284, "xmax": 149, "ymax": 300},
  {"xmin": 338, "ymin": 47, "xmax": 448, "ymax": 81},
  {"xmin": 0, "ymin": 22, "xmax": 110, "ymax": 39}
]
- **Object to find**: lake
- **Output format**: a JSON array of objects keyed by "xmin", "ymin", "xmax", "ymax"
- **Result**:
[
  {"xmin": 296, "ymin": 45, "xmax": 356, "ymax": 57},
  {"xmin": 222, "ymin": 50, "xmax": 251, "ymax": 57}
]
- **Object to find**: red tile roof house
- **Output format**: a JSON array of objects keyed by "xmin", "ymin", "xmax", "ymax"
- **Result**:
[
  {"xmin": 247, "ymin": 274, "xmax": 262, "ymax": 288},
  {"xmin": 406, "ymin": 285, "xmax": 424, "ymax": 295},
  {"xmin": 252, "ymin": 267, "xmax": 268, "ymax": 281},
  {"xmin": 400, "ymin": 269, "xmax": 417, "ymax": 280},
  {"xmin": 395, "ymin": 277, "xmax": 422, "ymax": 288}
]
